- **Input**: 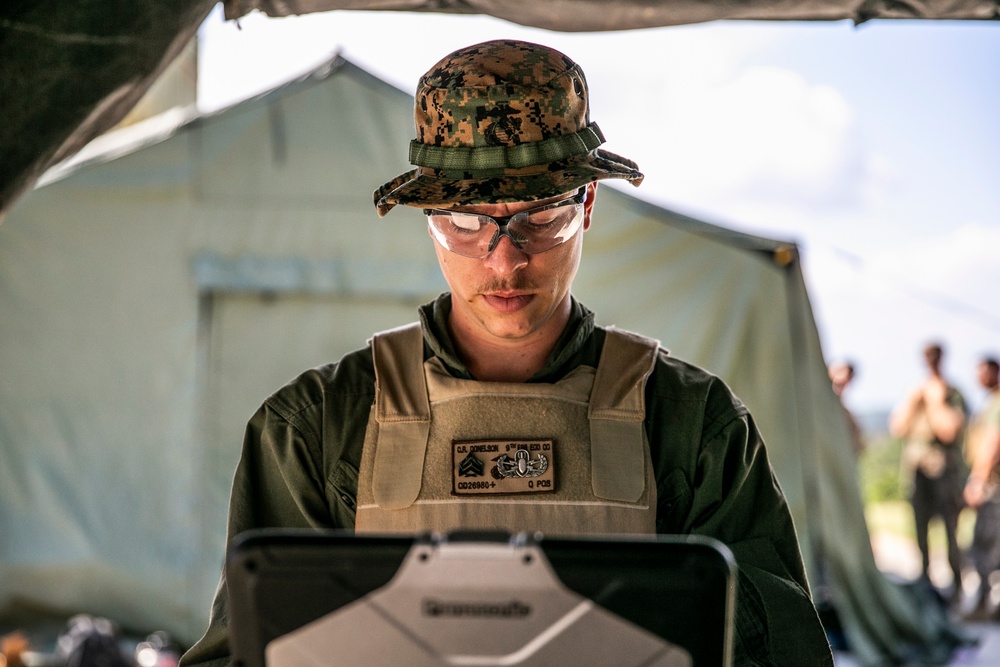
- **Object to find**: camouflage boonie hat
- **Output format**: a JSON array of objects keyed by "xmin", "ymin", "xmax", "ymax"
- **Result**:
[{"xmin": 373, "ymin": 39, "xmax": 643, "ymax": 217}]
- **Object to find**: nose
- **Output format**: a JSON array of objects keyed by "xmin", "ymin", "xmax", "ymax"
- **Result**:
[{"xmin": 482, "ymin": 234, "xmax": 528, "ymax": 274}]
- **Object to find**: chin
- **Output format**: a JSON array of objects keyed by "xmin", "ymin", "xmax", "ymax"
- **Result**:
[{"xmin": 484, "ymin": 321, "xmax": 539, "ymax": 340}]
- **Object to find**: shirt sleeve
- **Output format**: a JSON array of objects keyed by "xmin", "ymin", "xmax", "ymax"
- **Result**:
[
  {"xmin": 649, "ymin": 363, "xmax": 833, "ymax": 666},
  {"xmin": 180, "ymin": 353, "xmax": 373, "ymax": 666},
  {"xmin": 179, "ymin": 397, "xmax": 335, "ymax": 666},
  {"xmin": 701, "ymin": 414, "xmax": 832, "ymax": 666}
]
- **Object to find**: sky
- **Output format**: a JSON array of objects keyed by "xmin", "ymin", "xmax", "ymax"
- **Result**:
[{"xmin": 196, "ymin": 6, "xmax": 1000, "ymax": 416}]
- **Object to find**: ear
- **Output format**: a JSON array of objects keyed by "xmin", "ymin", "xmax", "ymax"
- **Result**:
[{"xmin": 582, "ymin": 181, "xmax": 598, "ymax": 231}]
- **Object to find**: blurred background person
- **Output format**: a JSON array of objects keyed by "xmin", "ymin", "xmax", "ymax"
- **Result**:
[
  {"xmin": 963, "ymin": 357, "xmax": 1000, "ymax": 620},
  {"xmin": 890, "ymin": 343, "xmax": 968, "ymax": 602},
  {"xmin": 829, "ymin": 360, "xmax": 864, "ymax": 457}
]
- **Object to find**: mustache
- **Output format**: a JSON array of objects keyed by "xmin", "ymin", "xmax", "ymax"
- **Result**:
[{"xmin": 478, "ymin": 274, "xmax": 536, "ymax": 293}]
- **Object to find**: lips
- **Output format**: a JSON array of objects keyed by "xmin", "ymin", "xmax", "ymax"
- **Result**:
[{"xmin": 482, "ymin": 293, "xmax": 534, "ymax": 313}]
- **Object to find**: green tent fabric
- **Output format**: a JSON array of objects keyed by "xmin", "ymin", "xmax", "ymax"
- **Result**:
[
  {"xmin": 224, "ymin": 0, "xmax": 1000, "ymax": 28},
  {"xmin": 0, "ymin": 55, "xmax": 966, "ymax": 664}
]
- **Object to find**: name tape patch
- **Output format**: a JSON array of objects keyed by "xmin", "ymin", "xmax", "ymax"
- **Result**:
[{"xmin": 452, "ymin": 440, "xmax": 555, "ymax": 495}]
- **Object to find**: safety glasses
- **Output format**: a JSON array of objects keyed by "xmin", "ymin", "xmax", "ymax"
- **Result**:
[{"xmin": 425, "ymin": 188, "xmax": 587, "ymax": 258}]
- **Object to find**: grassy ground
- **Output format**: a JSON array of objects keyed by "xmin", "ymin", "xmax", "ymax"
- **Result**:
[{"xmin": 865, "ymin": 499, "xmax": 976, "ymax": 549}]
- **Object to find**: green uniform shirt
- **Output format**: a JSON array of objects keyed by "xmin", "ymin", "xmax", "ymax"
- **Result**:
[{"xmin": 181, "ymin": 294, "xmax": 833, "ymax": 666}]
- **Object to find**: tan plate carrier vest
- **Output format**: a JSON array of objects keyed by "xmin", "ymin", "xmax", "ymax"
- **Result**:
[{"xmin": 355, "ymin": 323, "xmax": 659, "ymax": 536}]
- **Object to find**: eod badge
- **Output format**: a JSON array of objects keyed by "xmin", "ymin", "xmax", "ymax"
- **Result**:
[{"xmin": 452, "ymin": 440, "xmax": 555, "ymax": 495}]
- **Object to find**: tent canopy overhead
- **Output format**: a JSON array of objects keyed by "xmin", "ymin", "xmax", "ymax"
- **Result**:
[
  {"xmin": 225, "ymin": 0, "xmax": 1000, "ymax": 29},
  {"xmin": 1, "ymin": 0, "xmax": 997, "ymax": 218}
]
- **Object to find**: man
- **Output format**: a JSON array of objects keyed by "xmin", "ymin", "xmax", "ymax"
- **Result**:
[
  {"xmin": 829, "ymin": 360, "xmax": 864, "ymax": 457},
  {"xmin": 180, "ymin": 40, "xmax": 831, "ymax": 665},
  {"xmin": 962, "ymin": 357, "xmax": 1000, "ymax": 618},
  {"xmin": 890, "ymin": 343, "xmax": 967, "ymax": 596}
]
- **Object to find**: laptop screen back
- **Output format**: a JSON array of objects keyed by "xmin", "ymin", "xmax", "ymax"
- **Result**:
[{"xmin": 226, "ymin": 530, "xmax": 735, "ymax": 666}]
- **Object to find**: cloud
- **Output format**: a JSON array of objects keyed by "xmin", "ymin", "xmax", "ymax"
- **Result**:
[
  {"xmin": 808, "ymin": 221, "xmax": 1000, "ymax": 332},
  {"xmin": 877, "ymin": 223, "xmax": 1000, "ymax": 319},
  {"xmin": 614, "ymin": 65, "xmax": 891, "ymax": 220}
]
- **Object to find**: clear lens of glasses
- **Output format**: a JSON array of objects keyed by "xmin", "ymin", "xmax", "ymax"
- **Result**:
[{"xmin": 426, "ymin": 192, "xmax": 586, "ymax": 258}]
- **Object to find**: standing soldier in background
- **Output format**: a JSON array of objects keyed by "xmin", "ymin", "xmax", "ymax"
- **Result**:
[
  {"xmin": 890, "ymin": 343, "xmax": 967, "ymax": 600},
  {"xmin": 829, "ymin": 360, "xmax": 864, "ymax": 457},
  {"xmin": 963, "ymin": 357, "xmax": 1000, "ymax": 619}
]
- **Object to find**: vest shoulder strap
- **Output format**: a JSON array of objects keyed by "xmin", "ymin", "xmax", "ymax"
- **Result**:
[
  {"xmin": 590, "ymin": 327, "xmax": 660, "ymax": 419},
  {"xmin": 589, "ymin": 327, "xmax": 660, "ymax": 502},
  {"xmin": 371, "ymin": 322, "xmax": 430, "ymax": 422},
  {"xmin": 369, "ymin": 322, "xmax": 430, "ymax": 509}
]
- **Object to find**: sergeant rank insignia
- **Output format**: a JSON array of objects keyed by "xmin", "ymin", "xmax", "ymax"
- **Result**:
[{"xmin": 452, "ymin": 440, "xmax": 555, "ymax": 495}]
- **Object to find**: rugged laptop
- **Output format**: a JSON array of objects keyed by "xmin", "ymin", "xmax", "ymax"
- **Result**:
[{"xmin": 226, "ymin": 529, "xmax": 735, "ymax": 666}]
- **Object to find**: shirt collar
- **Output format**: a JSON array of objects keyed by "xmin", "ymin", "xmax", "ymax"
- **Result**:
[{"xmin": 418, "ymin": 292, "xmax": 596, "ymax": 382}]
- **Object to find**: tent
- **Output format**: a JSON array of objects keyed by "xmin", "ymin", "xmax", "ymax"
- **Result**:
[
  {"xmin": 2, "ymin": 0, "xmax": 996, "ymax": 218},
  {"xmin": 0, "ymin": 54, "xmax": 962, "ymax": 664}
]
